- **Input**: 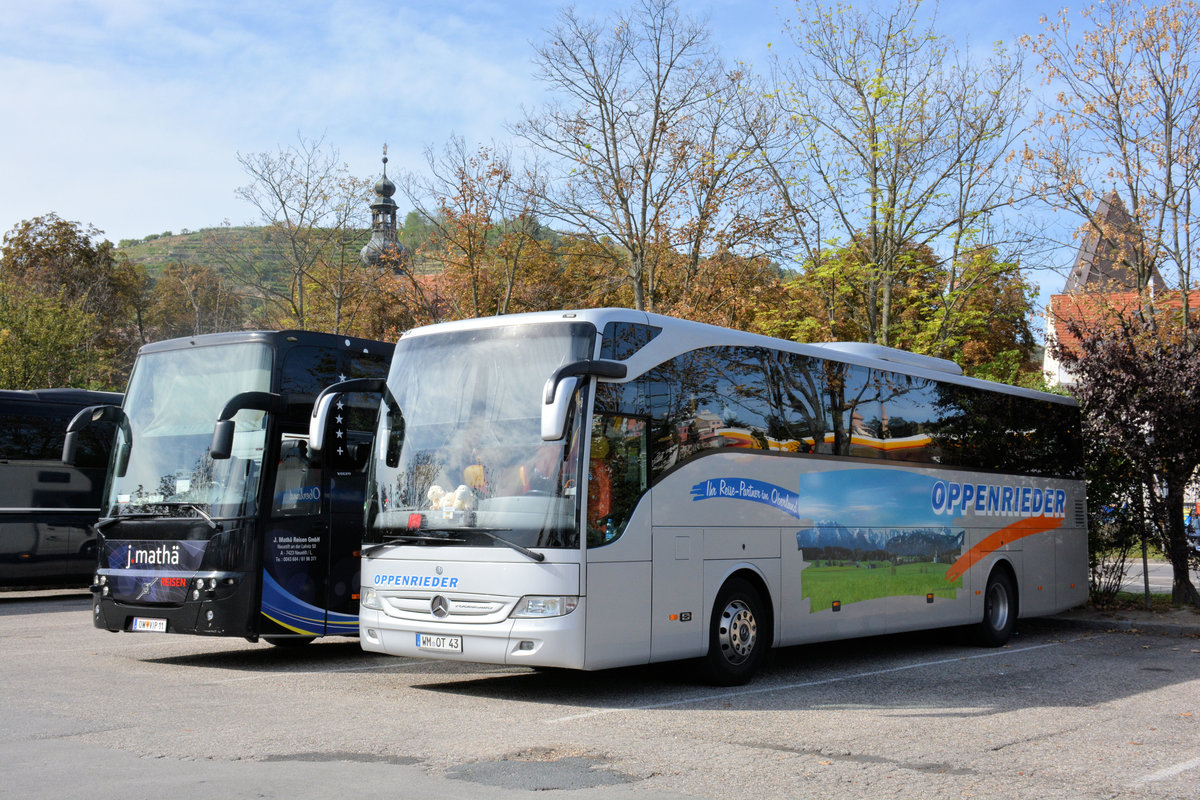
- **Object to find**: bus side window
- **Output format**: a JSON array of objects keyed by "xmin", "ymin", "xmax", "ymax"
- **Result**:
[
  {"xmin": 587, "ymin": 415, "xmax": 647, "ymax": 547},
  {"xmin": 272, "ymin": 438, "xmax": 322, "ymax": 516}
]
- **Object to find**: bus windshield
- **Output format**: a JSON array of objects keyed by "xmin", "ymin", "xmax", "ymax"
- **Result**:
[
  {"xmin": 368, "ymin": 321, "xmax": 595, "ymax": 551},
  {"xmin": 106, "ymin": 342, "xmax": 274, "ymax": 519}
]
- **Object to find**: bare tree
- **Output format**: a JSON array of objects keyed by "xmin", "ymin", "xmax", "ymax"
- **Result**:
[
  {"xmin": 515, "ymin": 0, "xmax": 765, "ymax": 311},
  {"xmin": 217, "ymin": 134, "xmax": 372, "ymax": 331},
  {"xmin": 1024, "ymin": 0, "xmax": 1200, "ymax": 329},
  {"xmin": 398, "ymin": 137, "xmax": 546, "ymax": 318}
]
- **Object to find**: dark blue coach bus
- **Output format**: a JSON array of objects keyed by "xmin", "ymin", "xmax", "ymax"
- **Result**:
[{"xmin": 63, "ymin": 330, "xmax": 392, "ymax": 644}]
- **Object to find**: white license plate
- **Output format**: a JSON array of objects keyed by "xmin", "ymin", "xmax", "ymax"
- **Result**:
[
  {"xmin": 131, "ymin": 617, "xmax": 167, "ymax": 633},
  {"xmin": 416, "ymin": 632, "xmax": 462, "ymax": 653}
]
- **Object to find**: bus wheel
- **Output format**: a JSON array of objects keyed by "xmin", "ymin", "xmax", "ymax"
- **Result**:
[
  {"xmin": 972, "ymin": 570, "xmax": 1016, "ymax": 647},
  {"xmin": 700, "ymin": 578, "xmax": 766, "ymax": 686},
  {"xmin": 263, "ymin": 636, "xmax": 316, "ymax": 647}
]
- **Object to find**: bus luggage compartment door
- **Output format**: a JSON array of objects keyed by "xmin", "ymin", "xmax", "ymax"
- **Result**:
[{"xmin": 650, "ymin": 527, "xmax": 703, "ymax": 661}]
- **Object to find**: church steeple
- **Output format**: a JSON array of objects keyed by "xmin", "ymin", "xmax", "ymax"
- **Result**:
[{"xmin": 360, "ymin": 144, "xmax": 407, "ymax": 271}]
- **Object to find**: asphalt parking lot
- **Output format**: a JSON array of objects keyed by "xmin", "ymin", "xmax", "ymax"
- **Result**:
[{"xmin": 1, "ymin": 591, "xmax": 1197, "ymax": 800}]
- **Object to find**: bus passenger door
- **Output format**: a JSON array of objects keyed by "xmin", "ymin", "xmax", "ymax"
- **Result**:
[
  {"xmin": 323, "ymin": 464, "xmax": 366, "ymax": 636},
  {"xmin": 262, "ymin": 436, "xmax": 330, "ymax": 637}
]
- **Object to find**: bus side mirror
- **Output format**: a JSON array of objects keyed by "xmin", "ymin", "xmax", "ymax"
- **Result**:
[
  {"xmin": 309, "ymin": 378, "xmax": 388, "ymax": 455},
  {"xmin": 210, "ymin": 391, "xmax": 286, "ymax": 460},
  {"xmin": 541, "ymin": 360, "xmax": 627, "ymax": 441},
  {"xmin": 63, "ymin": 404, "xmax": 127, "ymax": 475},
  {"xmin": 210, "ymin": 420, "xmax": 235, "ymax": 460},
  {"xmin": 542, "ymin": 377, "xmax": 580, "ymax": 441}
]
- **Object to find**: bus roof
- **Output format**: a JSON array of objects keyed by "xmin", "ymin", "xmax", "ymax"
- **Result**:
[
  {"xmin": 399, "ymin": 308, "xmax": 1076, "ymax": 407},
  {"xmin": 0, "ymin": 388, "xmax": 123, "ymax": 406},
  {"xmin": 137, "ymin": 329, "xmax": 393, "ymax": 357}
]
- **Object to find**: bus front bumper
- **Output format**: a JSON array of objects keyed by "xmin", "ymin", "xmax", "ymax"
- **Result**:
[
  {"xmin": 91, "ymin": 571, "xmax": 254, "ymax": 637},
  {"xmin": 358, "ymin": 601, "xmax": 588, "ymax": 670}
]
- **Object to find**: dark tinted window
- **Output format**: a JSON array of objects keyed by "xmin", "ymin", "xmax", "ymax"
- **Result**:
[
  {"xmin": 600, "ymin": 322, "xmax": 661, "ymax": 361},
  {"xmin": 344, "ymin": 351, "xmax": 391, "ymax": 431},
  {"xmin": 280, "ymin": 346, "xmax": 340, "ymax": 423},
  {"xmin": 0, "ymin": 402, "xmax": 114, "ymax": 467},
  {"xmin": 596, "ymin": 345, "xmax": 1082, "ymax": 481}
]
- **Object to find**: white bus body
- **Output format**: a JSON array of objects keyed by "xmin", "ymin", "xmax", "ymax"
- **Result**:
[{"xmin": 326, "ymin": 309, "xmax": 1086, "ymax": 685}]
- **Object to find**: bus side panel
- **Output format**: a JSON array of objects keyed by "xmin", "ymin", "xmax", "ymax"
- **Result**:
[
  {"xmin": 649, "ymin": 527, "xmax": 704, "ymax": 661},
  {"xmin": 1020, "ymin": 529, "xmax": 1058, "ymax": 617},
  {"xmin": 585, "ymin": 503, "xmax": 652, "ymax": 670},
  {"xmin": 1057, "ymin": 524, "xmax": 1089, "ymax": 611},
  {"xmin": 584, "ymin": 561, "xmax": 651, "ymax": 669}
]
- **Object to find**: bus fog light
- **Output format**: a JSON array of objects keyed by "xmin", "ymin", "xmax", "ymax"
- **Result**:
[
  {"xmin": 510, "ymin": 596, "xmax": 579, "ymax": 618},
  {"xmin": 101, "ymin": 586, "xmax": 110, "ymax": 597},
  {"xmin": 361, "ymin": 588, "xmax": 382, "ymax": 610},
  {"xmin": 192, "ymin": 589, "xmax": 200, "ymax": 600},
  {"xmin": 205, "ymin": 610, "xmax": 214, "ymax": 621}
]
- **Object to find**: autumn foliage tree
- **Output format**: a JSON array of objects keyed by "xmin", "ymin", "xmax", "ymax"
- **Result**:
[{"xmin": 0, "ymin": 213, "xmax": 146, "ymax": 387}]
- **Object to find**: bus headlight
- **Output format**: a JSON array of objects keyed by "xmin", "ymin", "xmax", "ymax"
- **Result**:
[
  {"xmin": 510, "ymin": 595, "xmax": 578, "ymax": 618},
  {"xmin": 361, "ymin": 588, "xmax": 382, "ymax": 610}
]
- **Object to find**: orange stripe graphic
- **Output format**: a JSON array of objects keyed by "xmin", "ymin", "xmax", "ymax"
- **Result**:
[{"xmin": 944, "ymin": 515, "xmax": 1065, "ymax": 582}]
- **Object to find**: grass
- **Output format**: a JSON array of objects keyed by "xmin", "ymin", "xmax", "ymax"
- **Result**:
[{"xmin": 801, "ymin": 561, "xmax": 963, "ymax": 613}]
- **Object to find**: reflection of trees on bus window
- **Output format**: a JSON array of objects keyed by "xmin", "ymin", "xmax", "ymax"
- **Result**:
[
  {"xmin": 593, "ymin": 344, "xmax": 1083, "ymax": 489},
  {"xmin": 273, "ymin": 438, "xmax": 321, "ymax": 517},
  {"xmin": 600, "ymin": 321, "xmax": 661, "ymax": 360}
]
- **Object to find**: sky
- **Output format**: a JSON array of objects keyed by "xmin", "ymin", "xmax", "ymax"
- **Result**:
[{"xmin": 0, "ymin": 0, "xmax": 1074, "ymax": 297}]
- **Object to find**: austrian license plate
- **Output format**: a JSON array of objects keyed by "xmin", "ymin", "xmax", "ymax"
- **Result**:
[
  {"xmin": 416, "ymin": 632, "xmax": 462, "ymax": 653},
  {"xmin": 131, "ymin": 617, "xmax": 167, "ymax": 633}
]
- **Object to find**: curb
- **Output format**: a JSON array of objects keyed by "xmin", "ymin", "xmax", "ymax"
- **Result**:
[{"xmin": 1050, "ymin": 613, "xmax": 1200, "ymax": 638}]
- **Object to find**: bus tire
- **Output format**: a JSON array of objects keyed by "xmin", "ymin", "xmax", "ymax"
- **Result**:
[
  {"xmin": 263, "ymin": 636, "xmax": 316, "ymax": 647},
  {"xmin": 700, "ymin": 578, "xmax": 766, "ymax": 686},
  {"xmin": 972, "ymin": 569, "xmax": 1016, "ymax": 647}
]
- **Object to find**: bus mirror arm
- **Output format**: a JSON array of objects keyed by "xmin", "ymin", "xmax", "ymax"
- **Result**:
[
  {"xmin": 541, "ymin": 360, "xmax": 627, "ymax": 442},
  {"xmin": 308, "ymin": 378, "xmax": 388, "ymax": 455},
  {"xmin": 62, "ymin": 404, "xmax": 127, "ymax": 467},
  {"xmin": 210, "ymin": 392, "xmax": 287, "ymax": 460},
  {"xmin": 541, "ymin": 360, "xmax": 627, "ymax": 404}
]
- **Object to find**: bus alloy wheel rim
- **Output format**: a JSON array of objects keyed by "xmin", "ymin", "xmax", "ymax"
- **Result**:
[
  {"xmin": 719, "ymin": 599, "xmax": 757, "ymax": 664},
  {"xmin": 987, "ymin": 583, "xmax": 1009, "ymax": 630}
]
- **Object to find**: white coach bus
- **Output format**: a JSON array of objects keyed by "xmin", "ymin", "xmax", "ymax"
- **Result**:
[{"xmin": 310, "ymin": 309, "xmax": 1086, "ymax": 685}]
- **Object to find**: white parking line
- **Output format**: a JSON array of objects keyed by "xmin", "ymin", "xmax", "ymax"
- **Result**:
[
  {"xmin": 546, "ymin": 640, "xmax": 1068, "ymax": 723},
  {"xmin": 1129, "ymin": 756, "xmax": 1200, "ymax": 786}
]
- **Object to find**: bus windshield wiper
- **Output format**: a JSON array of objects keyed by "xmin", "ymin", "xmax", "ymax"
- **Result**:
[
  {"xmin": 95, "ymin": 511, "xmax": 162, "ymax": 530},
  {"xmin": 183, "ymin": 504, "xmax": 221, "ymax": 531},
  {"xmin": 369, "ymin": 527, "xmax": 546, "ymax": 562},
  {"xmin": 471, "ymin": 528, "xmax": 545, "ymax": 562},
  {"xmin": 364, "ymin": 532, "xmax": 468, "ymax": 557}
]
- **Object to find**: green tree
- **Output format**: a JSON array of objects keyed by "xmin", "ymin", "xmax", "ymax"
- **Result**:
[
  {"xmin": 759, "ymin": 0, "xmax": 1032, "ymax": 347},
  {"xmin": 0, "ymin": 282, "xmax": 100, "ymax": 389}
]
